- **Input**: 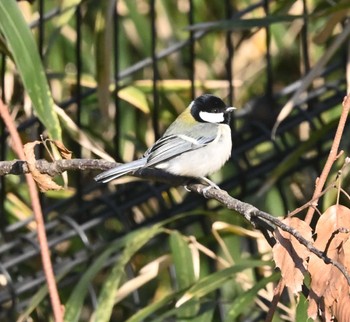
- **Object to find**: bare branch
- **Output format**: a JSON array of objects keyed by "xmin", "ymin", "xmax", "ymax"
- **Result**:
[
  {"xmin": 186, "ymin": 183, "xmax": 350, "ymax": 286},
  {"xmin": 2, "ymin": 156, "xmax": 350, "ymax": 286},
  {"xmin": 0, "ymin": 159, "xmax": 115, "ymax": 176},
  {"xmin": 0, "ymin": 159, "xmax": 190, "ymax": 186}
]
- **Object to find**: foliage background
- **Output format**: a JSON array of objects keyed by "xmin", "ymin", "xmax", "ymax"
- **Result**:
[{"xmin": 0, "ymin": 0, "xmax": 349, "ymax": 321}]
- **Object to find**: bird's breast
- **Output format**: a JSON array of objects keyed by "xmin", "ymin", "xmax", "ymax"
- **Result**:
[{"xmin": 161, "ymin": 124, "xmax": 232, "ymax": 177}]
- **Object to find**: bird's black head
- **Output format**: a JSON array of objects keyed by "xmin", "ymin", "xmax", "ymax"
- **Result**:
[{"xmin": 190, "ymin": 94, "xmax": 235, "ymax": 124}]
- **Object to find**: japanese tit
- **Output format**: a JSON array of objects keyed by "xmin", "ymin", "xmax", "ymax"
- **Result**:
[{"xmin": 94, "ymin": 94, "xmax": 235, "ymax": 189}]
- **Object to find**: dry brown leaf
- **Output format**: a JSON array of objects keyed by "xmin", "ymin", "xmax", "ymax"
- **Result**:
[
  {"xmin": 23, "ymin": 141, "xmax": 63, "ymax": 192},
  {"xmin": 50, "ymin": 140, "xmax": 72, "ymax": 160},
  {"xmin": 332, "ymin": 287, "xmax": 350, "ymax": 322},
  {"xmin": 307, "ymin": 205, "xmax": 350, "ymax": 321},
  {"xmin": 272, "ymin": 217, "xmax": 312, "ymax": 294}
]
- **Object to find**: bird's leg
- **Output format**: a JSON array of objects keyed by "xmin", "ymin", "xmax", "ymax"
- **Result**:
[
  {"xmin": 184, "ymin": 177, "xmax": 220, "ymax": 196},
  {"xmin": 199, "ymin": 176, "xmax": 221, "ymax": 197},
  {"xmin": 200, "ymin": 176, "xmax": 220, "ymax": 189}
]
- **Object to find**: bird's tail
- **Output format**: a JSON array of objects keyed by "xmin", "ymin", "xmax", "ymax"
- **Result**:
[{"xmin": 94, "ymin": 158, "xmax": 146, "ymax": 183}]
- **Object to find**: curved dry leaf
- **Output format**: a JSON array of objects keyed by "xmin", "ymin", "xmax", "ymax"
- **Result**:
[
  {"xmin": 23, "ymin": 141, "xmax": 63, "ymax": 192},
  {"xmin": 333, "ymin": 293, "xmax": 350, "ymax": 322},
  {"xmin": 307, "ymin": 205, "xmax": 350, "ymax": 321},
  {"xmin": 272, "ymin": 217, "xmax": 312, "ymax": 294},
  {"xmin": 115, "ymin": 255, "xmax": 171, "ymax": 304},
  {"xmin": 51, "ymin": 140, "xmax": 72, "ymax": 160}
]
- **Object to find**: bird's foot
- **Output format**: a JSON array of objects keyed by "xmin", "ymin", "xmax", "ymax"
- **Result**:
[
  {"xmin": 184, "ymin": 177, "xmax": 220, "ymax": 197},
  {"xmin": 200, "ymin": 177, "xmax": 221, "ymax": 198}
]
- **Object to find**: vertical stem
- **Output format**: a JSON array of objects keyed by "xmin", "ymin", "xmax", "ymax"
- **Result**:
[
  {"xmin": 225, "ymin": 0, "xmax": 234, "ymax": 107},
  {"xmin": 188, "ymin": 0, "xmax": 195, "ymax": 100},
  {"xmin": 305, "ymin": 96, "xmax": 350, "ymax": 224},
  {"xmin": 0, "ymin": 55, "xmax": 7, "ymax": 232},
  {"xmin": 113, "ymin": 0, "xmax": 121, "ymax": 161},
  {"xmin": 150, "ymin": 0, "xmax": 160, "ymax": 139},
  {"xmin": 0, "ymin": 101, "xmax": 63, "ymax": 321}
]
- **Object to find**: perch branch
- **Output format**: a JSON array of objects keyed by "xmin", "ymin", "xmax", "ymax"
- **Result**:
[
  {"xmin": 0, "ymin": 158, "xmax": 114, "ymax": 176},
  {"xmin": 1, "ymin": 157, "xmax": 349, "ymax": 285},
  {"xmin": 186, "ymin": 183, "xmax": 350, "ymax": 285}
]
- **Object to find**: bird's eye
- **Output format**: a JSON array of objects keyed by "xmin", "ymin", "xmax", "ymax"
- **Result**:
[{"xmin": 213, "ymin": 109, "xmax": 218, "ymax": 113}]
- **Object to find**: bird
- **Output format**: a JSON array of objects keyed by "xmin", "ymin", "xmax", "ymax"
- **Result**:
[{"xmin": 94, "ymin": 94, "xmax": 235, "ymax": 190}]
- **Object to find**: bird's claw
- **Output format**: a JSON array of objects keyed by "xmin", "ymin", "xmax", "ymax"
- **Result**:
[
  {"xmin": 202, "ymin": 183, "xmax": 221, "ymax": 198},
  {"xmin": 184, "ymin": 177, "xmax": 221, "ymax": 197}
]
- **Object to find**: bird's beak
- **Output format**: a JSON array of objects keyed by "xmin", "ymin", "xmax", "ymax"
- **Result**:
[{"xmin": 225, "ymin": 107, "xmax": 236, "ymax": 113}]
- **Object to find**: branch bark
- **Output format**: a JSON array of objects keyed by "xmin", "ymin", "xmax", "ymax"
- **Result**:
[
  {"xmin": 0, "ymin": 158, "xmax": 114, "ymax": 176},
  {"xmin": 1, "ymin": 157, "xmax": 350, "ymax": 286},
  {"xmin": 187, "ymin": 183, "xmax": 350, "ymax": 285}
]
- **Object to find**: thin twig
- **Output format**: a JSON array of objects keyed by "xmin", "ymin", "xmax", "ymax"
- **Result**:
[
  {"xmin": 265, "ymin": 280, "xmax": 285, "ymax": 322},
  {"xmin": 287, "ymin": 184, "xmax": 335, "ymax": 218},
  {"xmin": 0, "ymin": 101, "xmax": 63, "ymax": 322},
  {"xmin": 305, "ymin": 95, "xmax": 350, "ymax": 224}
]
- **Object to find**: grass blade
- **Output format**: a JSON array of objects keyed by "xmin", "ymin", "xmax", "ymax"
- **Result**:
[
  {"xmin": 0, "ymin": 0, "xmax": 61, "ymax": 140},
  {"xmin": 63, "ymin": 226, "xmax": 161, "ymax": 322},
  {"xmin": 176, "ymin": 260, "xmax": 271, "ymax": 307},
  {"xmin": 225, "ymin": 273, "xmax": 280, "ymax": 320},
  {"xmin": 92, "ymin": 226, "xmax": 163, "ymax": 322},
  {"xmin": 127, "ymin": 260, "xmax": 271, "ymax": 322},
  {"xmin": 169, "ymin": 231, "xmax": 199, "ymax": 319},
  {"xmin": 63, "ymin": 246, "xmax": 116, "ymax": 322}
]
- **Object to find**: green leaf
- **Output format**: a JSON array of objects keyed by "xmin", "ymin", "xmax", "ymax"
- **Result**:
[
  {"xmin": 151, "ymin": 300, "xmax": 215, "ymax": 322},
  {"xmin": 95, "ymin": 0, "xmax": 114, "ymax": 115},
  {"xmin": 55, "ymin": 0, "xmax": 82, "ymax": 27},
  {"xmin": 0, "ymin": 0, "xmax": 61, "ymax": 140},
  {"xmin": 169, "ymin": 231, "xmax": 198, "ymax": 319},
  {"xmin": 119, "ymin": 86, "xmax": 150, "ymax": 114},
  {"xmin": 177, "ymin": 260, "xmax": 272, "ymax": 307},
  {"xmin": 296, "ymin": 292, "xmax": 311, "ymax": 322},
  {"xmin": 123, "ymin": 1, "xmax": 151, "ymax": 55},
  {"xmin": 126, "ymin": 290, "xmax": 183, "ymax": 322},
  {"xmin": 64, "ymin": 214, "xmax": 212, "ymax": 322},
  {"xmin": 127, "ymin": 260, "xmax": 271, "ymax": 322},
  {"xmin": 64, "ymin": 226, "xmax": 161, "ymax": 322},
  {"xmin": 92, "ymin": 225, "xmax": 163, "ymax": 322},
  {"xmin": 225, "ymin": 273, "xmax": 280, "ymax": 320},
  {"xmin": 170, "ymin": 231, "xmax": 196, "ymax": 289},
  {"xmin": 63, "ymin": 244, "xmax": 116, "ymax": 322}
]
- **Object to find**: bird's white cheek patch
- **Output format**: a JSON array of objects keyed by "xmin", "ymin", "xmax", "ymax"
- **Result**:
[{"xmin": 199, "ymin": 111, "xmax": 224, "ymax": 123}]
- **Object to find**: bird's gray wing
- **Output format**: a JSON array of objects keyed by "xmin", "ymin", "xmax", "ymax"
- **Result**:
[{"xmin": 144, "ymin": 133, "xmax": 214, "ymax": 168}]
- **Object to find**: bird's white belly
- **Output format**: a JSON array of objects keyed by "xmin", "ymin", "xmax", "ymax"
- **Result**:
[{"xmin": 157, "ymin": 124, "xmax": 232, "ymax": 178}]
